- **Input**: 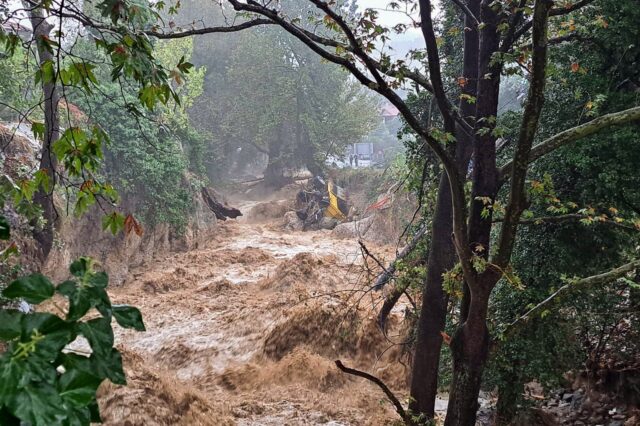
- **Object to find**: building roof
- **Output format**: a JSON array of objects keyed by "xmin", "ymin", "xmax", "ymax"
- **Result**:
[{"xmin": 380, "ymin": 103, "xmax": 400, "ymax": 118}]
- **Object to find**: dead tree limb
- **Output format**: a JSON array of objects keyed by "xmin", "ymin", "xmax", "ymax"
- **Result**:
[
  {"xmin": 335, "ymin": 360, "xmax": 412, "ymax": 425},
  {"xmin": 378, "ymin": 281, "xmax": 411, "ymax": 330},
  {"xmin": 373, "ymin": 226, "xmax": 428, "ymax": 329},
  {"xmin": 201, "ymin": 188, "xmax": 242, "ymax": 221},
  {"xmin": 373, "ymin": 225, "xmax": 428, "ymax": 291}
]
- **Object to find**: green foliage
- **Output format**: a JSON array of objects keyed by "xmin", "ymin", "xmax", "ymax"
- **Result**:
[
  {"xmin": 89, "ymin": 93, "xmax": 192, "ymax": 230},
  {"xmin": 0, "ymin": 221, "xmax": 144, "ymax": 425},
  {"xmin": 487, "ymin": 2, "xmax": 640, "ymax": 418},
  {"xmin": 185, "ymin": 2, "xmax": 378, "ymax": 184},
  {"xmin": 67, "ymin": 37, "xmax": 204, "ymax": 231},
  {"xmin": 0, "ymin": 46, "xmax": 34, "ymax": 121}
]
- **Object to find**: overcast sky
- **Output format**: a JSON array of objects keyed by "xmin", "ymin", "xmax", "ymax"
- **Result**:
[{"xmin": 357, "ymin": 0, "xmax": 426, "ymax": 56}]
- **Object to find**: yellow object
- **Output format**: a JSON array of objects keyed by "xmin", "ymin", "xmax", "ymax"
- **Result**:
[{"xmin": 325, "ymin": 180, "xmax": 348, "ymax": 220}]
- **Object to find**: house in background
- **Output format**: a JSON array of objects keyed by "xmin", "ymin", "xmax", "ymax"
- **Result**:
[{"xmin": 346, "ymin": 102, "xmax": 402, "ymax": 166}]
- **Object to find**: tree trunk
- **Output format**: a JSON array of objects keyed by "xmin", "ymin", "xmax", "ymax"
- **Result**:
[
  {"xmin": 409, "ymin": 174, "xmax": 455, "ymax": 418},
  {"xmin": 408, "ymin": 0, "xmax": 479, "ymax": 418},
  {"xmin": 29, "ymin": 9, "xmax": 59, "ymax": 260},
  {"xmin": 445, "ymin": 286, "xmax": 492, "ymax": 426},
  {"xmin": 264, "ymin": 127, "xmax": 288, "ymax": 187},
  {"xmin": 496, "ymin": 373, "xmax": 524, "ymax": 425},
  {"xmin": 445, "ymin": 0, "xmax": 501, "ymax": 422}
]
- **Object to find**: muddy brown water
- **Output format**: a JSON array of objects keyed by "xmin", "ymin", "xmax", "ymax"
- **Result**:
[{"xmin": 97, "ymin": 208, "xmax": 425, "ymax": 425}]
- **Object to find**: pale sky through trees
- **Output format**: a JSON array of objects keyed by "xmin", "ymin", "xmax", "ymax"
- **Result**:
[{"xmin": 357, "ymin": 0, "xmax": 429, "ymax": 55}]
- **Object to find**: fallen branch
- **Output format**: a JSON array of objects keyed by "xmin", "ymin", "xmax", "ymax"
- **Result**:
[
  {"xmin": 335, "ymin": 360, "xmax": 411, "ymax": 424},
  {"xmin": 201, "ymin": 188, "xmax": 242, "ymax": 221},
  {"xmin": 373, "ymin": 226, "xmax": 428, "ymax": 329},
  {"xmin": 358, "ymin": 240, "xmax": 389, "ymax": 276}
]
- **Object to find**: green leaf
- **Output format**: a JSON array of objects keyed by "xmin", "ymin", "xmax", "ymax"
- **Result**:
[
  {"xmin": 90, "ymin": 348, "xmax": 125, "ymax": 385},
  {"xmin": 31, "ymin": 122, "xmax": 45, "ymax": 140},
  {"xmin": 56, "ymin": 280, "xmax": 91, "ymax": 321},
  {"xmin": 101, "ymin": 212, "xmax": 125, "ymax": 235},
  {"xmin": 34, "ymin": 169, "xmax": 51, "ymax": 193},
  {"xmin": 57, "ymin": 273, "xmax": 111, "ymax": 322},
  {"xmin": 0, "ymin": 310, "xmax": 23, "ymax": 340},
  {"xmin": 34, "ymin": 59, "xmax": 56, "ymax": 85},
  {"xmin": 112, "ymin": 305, "xmax": 145, "ymax": 331},
  {"xmin": 3, "ymin": 274, "xmax": 55, "ymax": 304},
  {"xmin": 6, "ymin": 382, "xmax": 65, "ymax": 425},
  {"xmin": 0, "ymin": 215, "xmax": 10, "ymax": 240},
  {"xmin": 0, "ymin": 359, "xmax": 23, "ymax": 406},
  {"xmin": 60, "ymin": 353, "xmax": 93, "ymax": 375},
  {"xmin": 78, "ymin": 318, "xmax": 113, "ymax": 356},
  {"xmin": 20, "ymin": 313, "xmax": 74, "ymax": 361},
  {"xmin": 70, "ymin": 257, "xmax": 92, "ymax": 277},
  {"xmin": 63, "ymin": 406, "xmax": 93, "ymax": 426},
  {"xmin": 58, "ymin": 369, "xmax": 103, "ymax": 407},
  {"xmin": 88, "ymin": 272, "xmax": 108, "ymax": 289}
]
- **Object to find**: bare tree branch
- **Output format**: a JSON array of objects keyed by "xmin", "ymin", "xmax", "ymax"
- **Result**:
[
  {"xmin": 335, "ymin": 360, "xmax": 411, "ymax": 424},
  {"xmin": 146, "ymin": 18, "xmax": 275, "ymax": 38},
  {"xmin": 418, "ymin": 0, "xmax": 455, "ymax": 132},
  {"xmin": 510, "ymin": 0, "xmax": 597, "ymax": 45},
  {"xmin": 498, "ymin": 106, "xmax": 640, "ymax": 181},
  {"xmin": 503, "ymin": 258, "xmax": 640, "ymax": 337},
  {"xmin": 374, "ymin": 225, "xmax": 429, "ymax": 291}
]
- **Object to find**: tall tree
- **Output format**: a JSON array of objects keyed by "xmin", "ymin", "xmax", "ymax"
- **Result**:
[{"xmin": 27, "ymin": 6, "xmax": 60, "ymax": 259}]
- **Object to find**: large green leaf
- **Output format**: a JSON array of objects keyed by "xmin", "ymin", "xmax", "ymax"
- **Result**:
[
  {"xmin": 69, "ymin": 257, "xmax": 92, "ymax": 277},
  {"xmin": 59, "ymin": 353, "xmax": 94, "ymax": 377},
  {"xmin": 57, "ymin": 280, "xmax": 91, "ymax": 321},
  {"xmin": 20, "ymin": 313, "xmax": 75, "ymax": 362},
  {"xmin": 90, "ymin": 348, "xmax": 125, "ymax": 385},
  {"xmin": 3, "ymin": 274, "xmax": 54, "ymax": 304},
  {"xmin": 112, "ymin": 305, "xmax": 145, "ymax": 331},
  {"xmin": 6, "ymin": 382, "xmax": 65, "ymax": 425},
  {"xmin": 88, "ymin": 272, "xmax": 108, "ymax": 289},
  {"xmin": 57, "ymin": 369, "xmax": 103, "ymax": 407},
  {"xmin": 77, "ymin": 318, "xmax": 113, "ymax": 356},
  {"xmin": 57, "ymin": 276, "xmax": 111, "ymax": 322},
  {"xmin": 0, "ymin": 310, "xmax": 22, "ymax": 340},
  {"xmin": 0, "ymin": 358, "xmax": 22, "ymax": 406},
  {"xmin": 62, "ymin": 405, "xmax": 93, "ymax": 426}
]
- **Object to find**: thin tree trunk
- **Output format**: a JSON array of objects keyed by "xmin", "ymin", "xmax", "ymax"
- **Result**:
[{"xmin": 29, "ymin": 8, "xmax": 59, "ymax": 260}]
